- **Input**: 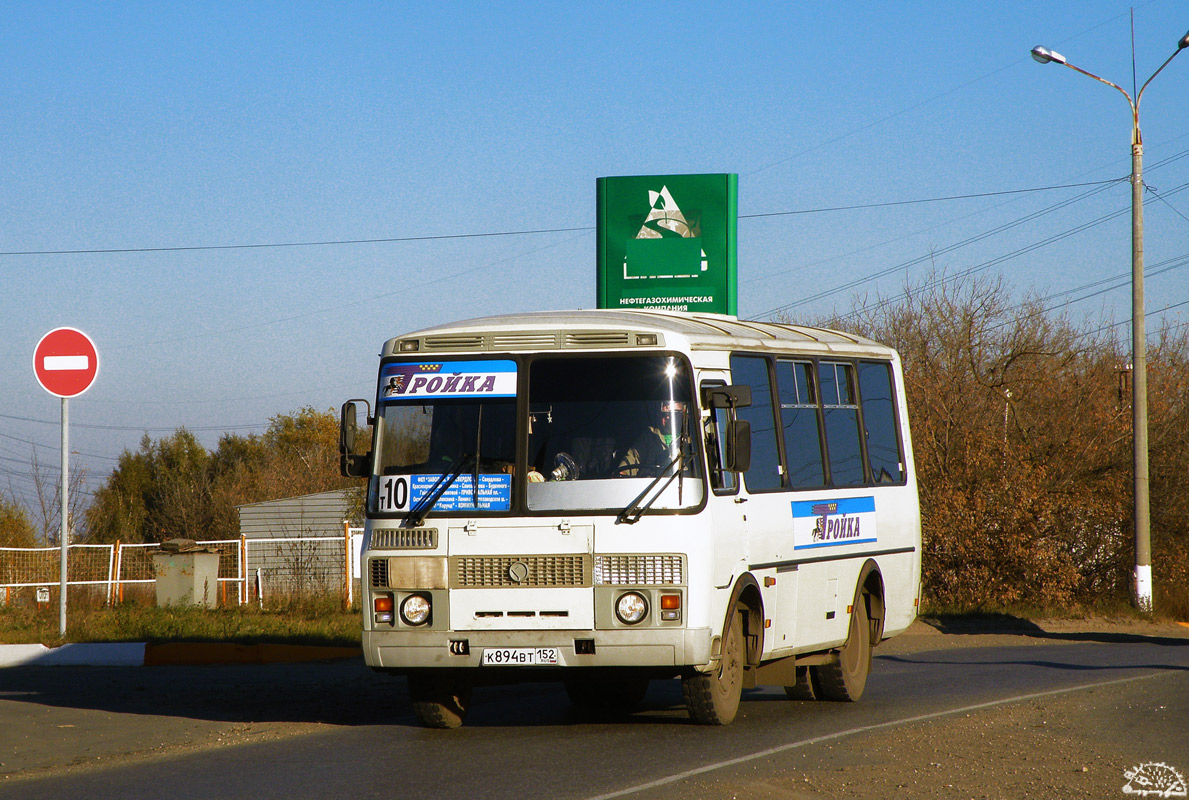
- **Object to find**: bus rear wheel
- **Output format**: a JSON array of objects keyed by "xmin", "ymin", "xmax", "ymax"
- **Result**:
[
  {"xmin": 683, "ymin": 607, "xmax": 745, "ymax": 725},
  {"xmin": 783, "ymin": 665, "xmax": 816, "ymax": 700},
  {"xmin": 408, "ymin": 672, "xmax": 472, "ymax": 729},
  {"xmin": 810, "ymin": 595, "xmax": 872, "ymax": 702}
]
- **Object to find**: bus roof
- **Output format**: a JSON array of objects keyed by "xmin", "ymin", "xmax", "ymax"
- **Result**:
[{"xmin": 382, "ymin": 309, "xmax": 896, "ymax": 359}]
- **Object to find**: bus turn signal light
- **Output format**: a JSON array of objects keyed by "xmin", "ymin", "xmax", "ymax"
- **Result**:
[
  {"xmin": 660, "ymin": 593, "xmax": 681, "ymax": 620},
  {"xmin": 373, "ymin": 594, "xmax": 395, "ymax": 625}
]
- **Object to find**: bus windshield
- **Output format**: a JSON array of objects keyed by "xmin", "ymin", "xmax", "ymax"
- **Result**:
[{"xmin": 370, "ymin": 354, "xmax": 703, "ymax": 515}]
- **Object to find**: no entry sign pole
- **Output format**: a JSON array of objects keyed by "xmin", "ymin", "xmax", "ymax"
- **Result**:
[
  {"xmin": 60, "ymin": 398, "xmax": 68, "ymax": 637},
  {"xmin": 33, "ymin": 327, "xmax": 99, "ymax": 638}
]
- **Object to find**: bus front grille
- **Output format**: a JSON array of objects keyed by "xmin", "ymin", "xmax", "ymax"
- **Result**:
[
  {"xmin": 594, "ymin": 554, "xmax": 684, "ymax": 585},
  {"xmin": 451, "ymin": 555, "xmax": 591, "ymax": 588},
  {"xmin": 371, "ymin": 528, "xmax": 438, "ymax": 550}
]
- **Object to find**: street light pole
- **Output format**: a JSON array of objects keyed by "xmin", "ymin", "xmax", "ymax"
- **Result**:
[{"xmin": 1031, "ymin": 31, "xmax": 1189, "ymax": 613}]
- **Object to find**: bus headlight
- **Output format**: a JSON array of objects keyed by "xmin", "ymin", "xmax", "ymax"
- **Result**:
[
  {"xmin": 400, "ymin": 594, "xmax": 432, "ymax": 626},
  {"xmin": 615, "ymin": 592, "xmax": 648, "ymax": 624}
]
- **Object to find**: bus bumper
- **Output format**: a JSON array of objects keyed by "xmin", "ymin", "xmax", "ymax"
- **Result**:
[{"xmin": 364, "ymin": 627, "xmax": 713, "ymax": 670}]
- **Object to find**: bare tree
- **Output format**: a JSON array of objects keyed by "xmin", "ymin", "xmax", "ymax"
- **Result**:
[
  {"xmin": 29, "ymin": 448, "xmax": 89, "ymax": 545},
  {"xmin": 819, "ymin": 271, "xmax": 1139, "ymax": 609}
]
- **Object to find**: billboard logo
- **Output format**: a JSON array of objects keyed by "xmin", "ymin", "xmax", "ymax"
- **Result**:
[{"xmin": 625, "ymin": 186, "xmax": 708, "ymax": 281}]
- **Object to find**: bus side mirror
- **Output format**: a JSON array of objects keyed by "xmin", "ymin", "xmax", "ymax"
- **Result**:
[
  {"xmin": 340, "ymin": 400, "xmax": 373, "ymax": 478},
  {"xmin": 703, "ymin": 384, "xmax": 752, "ymax": 409},
  {"xmin": 726, "ymin": 420, "xmax": 751, "ymax": 473}
]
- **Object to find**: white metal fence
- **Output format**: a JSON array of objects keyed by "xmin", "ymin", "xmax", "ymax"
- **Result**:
[{"xmin": 0, "ymin": 526, "xmax": 364, "ymax": 607}]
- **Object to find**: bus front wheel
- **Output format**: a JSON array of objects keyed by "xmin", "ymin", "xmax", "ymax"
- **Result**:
[
  {"xmin": 810, "ymin": 595, "xmax": 872, "ymax": 702},
  {"xmin": 408, "ymin": 672, "xmax": 472, "ymax": 729},
  {"xmin": 683, "ymin": 607, "xmax": 745, "ymax": 725}
]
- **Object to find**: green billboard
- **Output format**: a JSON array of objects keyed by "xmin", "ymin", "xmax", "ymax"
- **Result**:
[{"xmin": 597, "ymin": 173, "xmax": 738, "ymax": 315}]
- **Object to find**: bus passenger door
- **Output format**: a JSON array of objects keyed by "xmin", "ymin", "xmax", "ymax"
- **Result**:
[
  {"xmin": 727, "ymin": 354, "xmax": 800, "ymax": 653},
  {"xmin": 702, "ymin": 376, "xmax": 748, "ymax": 588},
  {"xmin": 747, "ymin": 497, "xmax": 798, "ymax": 652}
]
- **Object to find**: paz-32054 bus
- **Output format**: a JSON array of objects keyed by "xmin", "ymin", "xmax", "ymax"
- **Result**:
[{"xmin": 340, "ymin": 309, "xmax": 921, "ymax": 728}]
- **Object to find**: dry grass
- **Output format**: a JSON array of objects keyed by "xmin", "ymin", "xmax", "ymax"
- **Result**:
[
  {"xmin": 4, "ymin": 588, "xmax": 1181, "ymax": 649},
  {"xmin": 0, "ymin": 593, "xmax": 361, "ymax": 647}
]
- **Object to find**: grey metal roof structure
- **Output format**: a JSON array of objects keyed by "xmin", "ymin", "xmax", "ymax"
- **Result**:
[{"xmin": 237, "ymin": 489, "xmax": 356, "ymax": 539}]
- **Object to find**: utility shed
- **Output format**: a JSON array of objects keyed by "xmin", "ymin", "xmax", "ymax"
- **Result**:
[{"xmin": 236, "ymin": 490, "xmax": 361, "ymax": 598}]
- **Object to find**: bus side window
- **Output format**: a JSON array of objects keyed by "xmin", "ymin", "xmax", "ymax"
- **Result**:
[
  {"xmin": 820, "ymin": 361, "xmax": 865, "ymax": 487},
  {"xmin": 776, "ymin": 360, "xmax": 826, "ymax": 488},
  {"xmin": 729, "ymin": 355, "xmax": 783, "ymax": 491},
  {"xmin": 702, "ymin": 383, "xmax": 737, "ymax": 492},
  {"xmin": 858, "ymin": 361, "xmax": 904, "ymax": 484}
]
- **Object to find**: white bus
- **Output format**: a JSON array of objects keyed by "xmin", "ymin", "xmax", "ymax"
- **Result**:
[{"xmin": 340, "ymin": 309, "xmax": 921, "ymax": 728}]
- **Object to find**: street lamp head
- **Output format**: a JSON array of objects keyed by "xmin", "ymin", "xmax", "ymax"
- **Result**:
[
  {"xmin": 1030, "ymin": 46, "xmax": 1067, "ymax": 65},
  {"xmin": 1178, "ymin": 30, "xmax": 1189, "ymax": 50}
]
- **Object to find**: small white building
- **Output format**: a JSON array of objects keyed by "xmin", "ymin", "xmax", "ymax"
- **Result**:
[{"xmin": 236, "ymin": 489, "xmax": 362, "ymax": 598}]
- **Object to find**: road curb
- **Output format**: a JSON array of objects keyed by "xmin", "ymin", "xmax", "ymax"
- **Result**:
[
  {"xmin": 0, "ymin": 642, "xmax": 361, "ymax": 667},
  {"xmin": 0, "ymin": 642, "xmax": 148, "ymax": 667},
  {"xmin": 144, "ymin": 643, "xmax": 361, "ymax": 665}
]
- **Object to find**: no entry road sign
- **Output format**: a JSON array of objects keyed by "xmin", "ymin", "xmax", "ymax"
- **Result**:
[{"xmin": 34, "ymin": 327, "xmax": 99, "ymax": 398}]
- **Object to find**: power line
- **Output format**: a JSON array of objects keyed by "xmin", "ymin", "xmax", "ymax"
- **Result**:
[
  {"xmin": 1148, "ymin": 184, "xmax": 1189, "ymax": 226},
  {"xmin": 755, "ymin": 172, "xmax": 1189, "ymax": 320},
  {"xmin": 971, "ymin": 251, "xmax": 1189, "ymax": 339},
  {"xmin": 746, "ymin": 146, "xmax": 1189, "ymax": 292},
  {"xmin": 822, "ymin": 202, "xmax": 1136, "ymax": 324},
  {"xmin": 105, "ymin": 230, "xmax": 593, "ymax": 352},
  {"xmin": 1084, "ymin": 298, "xmax": 1189, "ymax": 339},
  {"xmin": 0, "ymin": 429, "xmax": 121, "ymax": 462},
  {"xmin": 812, "ymin": 246, "xmax": 1189, "ymax": 348},
  {"xmin": 0, "ymin": 180, "xmax": 1130, "ymax": 261},
  {"xmin": 753, "ymin": 181, "xmax": 1124, "ymax": 318},
  {"xmin": 738, "ymin": 180, "xmax": 1122, "ymax": 218},
  {"xmin": 0, "ymin": 412, "xmax": 266, "ymax": 433},
  {"xmin": 0, "ymin": 226, "xmax": 594, "ymax": 258}
]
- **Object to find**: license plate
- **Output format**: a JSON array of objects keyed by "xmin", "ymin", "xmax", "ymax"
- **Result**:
[{"xmin": 481, "ymin": 647, "xmax": 559, "ymax": 666}]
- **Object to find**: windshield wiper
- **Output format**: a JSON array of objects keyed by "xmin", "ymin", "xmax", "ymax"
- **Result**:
[
  {"xmin": 404, "ymin": 452, "xmax": 474, "ymax": 528},
  {"xmin": 616, "ymin": 437, "xmax": 691, "ymax": 525}
]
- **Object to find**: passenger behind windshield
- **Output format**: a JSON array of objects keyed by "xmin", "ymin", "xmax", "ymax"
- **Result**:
[{"xmin": 527, "ymin": 355, "xmax": 699, "ymax": 482}]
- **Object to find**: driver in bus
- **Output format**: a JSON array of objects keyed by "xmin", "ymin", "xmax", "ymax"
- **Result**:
[{"xmin": 616, "ymin": 399, "xmax": 685, "ymax": 477}]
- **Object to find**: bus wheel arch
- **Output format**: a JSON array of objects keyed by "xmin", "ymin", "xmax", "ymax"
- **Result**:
[
  {"xmin": 810, "ymin": 560, "xmax": 884, "ymax": 702},
  {"xmin": 682, "ymin": 574, "xmax": 762, "ymax": 725},
  {"xmin": 728, "ymin": 573, "xmax": 765, "ymax": 666},
  {"xmin": 854, "ymin": 559, "xmax": 886, "ymax": 645}
]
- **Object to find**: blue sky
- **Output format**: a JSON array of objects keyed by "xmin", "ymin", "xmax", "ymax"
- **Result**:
[{"xmin": 3, "ymin": 1, "xmax": 1188, "ymax": 516}]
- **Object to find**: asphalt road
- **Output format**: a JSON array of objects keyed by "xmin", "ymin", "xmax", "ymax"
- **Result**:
[{"xmin": 2, "ymin": 621, "xmax": 1187, "ymax": 799}]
